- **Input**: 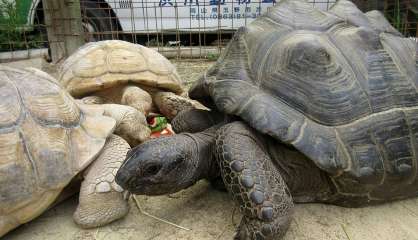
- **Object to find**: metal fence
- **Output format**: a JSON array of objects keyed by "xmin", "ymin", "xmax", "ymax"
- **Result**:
[
  {"xmin": 78, "ymin": 0, "xmax": 337, "ymax": 59},
  {"xmin": 383, "ymin": 0, "xmax": 418, "ymax": 38},
  {"xmin": 0, "ymin": 0, "xmax": 417, "ymax": 62},
  {"xmin": 0, "ymin": 0, "xmax": 49, "ymax": 61}
]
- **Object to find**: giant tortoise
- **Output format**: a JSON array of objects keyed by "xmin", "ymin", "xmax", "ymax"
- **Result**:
[
  {"xmin": 59, "ymin": 40, "xmax": 204, "ymax": 119},
  {"xmin": 0, "ymin": 66, "xmax": 149, "ymax": 237},
  {"xmin": 116, "ymin": 0, "xmax": 418, "ymax": 239}
]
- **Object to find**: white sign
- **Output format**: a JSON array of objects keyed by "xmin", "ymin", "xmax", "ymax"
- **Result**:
[{"xmin": 112, "ymin": 0, "xmax": 335, "ymax": 33}]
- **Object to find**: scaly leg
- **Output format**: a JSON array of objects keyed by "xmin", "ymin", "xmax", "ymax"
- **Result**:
[
  {"xmin": 101, "ymin": 104, "xmax": 151, "ymax": 146},
  {"xmin": 215, "ymin": 122, "xmax": 293, "ymax": 240},
  {"xmin": 171, "ymin": 108, "xmax": 225, "ymax": 133},
  {"xmin": 73, "ymin": 135, "xmax": 130, "ymax": 228},
  {"xmin": 153, "ymin": 91, "xmax": 208, "ymax": 120},
  {"xmin": 78, "ymin": 103, "xmax": 150, "ymax": 146},
  {"xmin": 121, "ymin": 85, "xmax": 153, "ymax": 115}
]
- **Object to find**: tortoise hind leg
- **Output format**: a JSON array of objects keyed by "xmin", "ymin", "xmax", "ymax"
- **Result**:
[
  {"xmin": 73, "ymin": 135, "xmax": 130, "ymax": 228},
  {"xmin": 215, "ymin": 122, "xmax": 293, "ymax": 240}
]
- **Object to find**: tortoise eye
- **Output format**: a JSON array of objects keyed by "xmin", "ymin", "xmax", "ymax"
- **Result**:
[{"xmin": 144, "ymin": 164, "xmax": 162, "ymax": 176}]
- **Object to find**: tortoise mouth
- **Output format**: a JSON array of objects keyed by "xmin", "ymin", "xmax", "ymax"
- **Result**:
[
  {"xmin": 123, "ymin": 179, "xmax": 175, "ymax": 196},
  {"xmin": 130, "ymin": 185, "xmax": 172, "ymax": 196},
  {"xmin": 116, "ymin": 169, "xmax": 173, "ymax": 196}
]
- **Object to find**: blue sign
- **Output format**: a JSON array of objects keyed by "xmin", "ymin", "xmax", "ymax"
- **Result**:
[
  {"xmin": 159, "ymin": 0, "xmax": 173, "ymax": 6},
  {"xmin": 209, "ymin": 0, "xmax": 225, "ymax": 5}
]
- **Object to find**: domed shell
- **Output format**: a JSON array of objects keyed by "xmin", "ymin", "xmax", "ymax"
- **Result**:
[
  {"xmin": 59, "ymin": 40, "xmax": 184, "ymax": 97},
  {"xmin": 190, "ymin": 0, "xmax": 418, "ymax": 198},
  {"xmin": 0, "ymin": 66, "xmax": 115, "ymax": 222}
]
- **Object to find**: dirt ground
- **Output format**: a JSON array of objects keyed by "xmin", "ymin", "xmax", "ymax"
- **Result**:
[{"xmin": 2, "ymin": 58, "xmax": 418, "ymax": 240}]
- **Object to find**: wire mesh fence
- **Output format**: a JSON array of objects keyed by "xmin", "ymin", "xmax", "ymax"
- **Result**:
[
  {"xmin": 0, "ymin": 0, "xmax": 417, "ymax": 62},
  {"xmin": 74, "ymin": 0, "xmax": 338, "ymax": 59},
  {"xmin": 383, "ymin": 0, "xmax": 418, "ymax": 38}
]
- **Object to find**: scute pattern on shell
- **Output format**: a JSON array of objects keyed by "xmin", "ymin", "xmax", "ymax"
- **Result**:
[
  {"xmin": 59, "ymin": 40, "xmax": 184, "ymax": 97},
  {"xmin": 190, "ymin": 0, "xmax": 418, "ymax": 202},
  {"xmin": 0, "ymin": 66, "xmax": 114, "ymax": 222}
]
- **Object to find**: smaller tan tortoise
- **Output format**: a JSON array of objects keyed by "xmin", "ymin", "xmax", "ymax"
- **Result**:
[
  {"xmin": 0, "ymin": 66, "xmax": 148, "ymax": 237},
  {"xmin": 59, "ymin": 40, "xmax": 205, "ymax": 119}
]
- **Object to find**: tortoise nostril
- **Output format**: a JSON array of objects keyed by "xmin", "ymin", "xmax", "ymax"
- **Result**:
[{"xmin": 115, "ymin": 170, "xmax": 130, "ymax": 188}]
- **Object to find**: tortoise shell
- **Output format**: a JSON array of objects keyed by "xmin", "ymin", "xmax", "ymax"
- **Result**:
[
  {"xmin": 59, "ymin": 40, "xmax": 184, "ymax": 97},
  {"xmin": 0, "ymin": 66, "xmax": 115, "ymax": 227},
  {"xmin": 190, "ymin": 0, "xmax": 418, "ymax": 199}
]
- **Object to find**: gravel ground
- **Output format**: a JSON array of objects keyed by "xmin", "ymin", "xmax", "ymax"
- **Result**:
[
  {"xmin": 172, "ymin": 59, "xmax": 214, "ymax": 88},
  {"xmin": 2, "ymin": 58, "xmax": 418, "ymax": 240}
]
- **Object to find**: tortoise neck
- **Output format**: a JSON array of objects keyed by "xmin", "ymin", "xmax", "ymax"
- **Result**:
[{"xmin": 183, "ymin": 125, "xmax": 220, "ymax": 183}]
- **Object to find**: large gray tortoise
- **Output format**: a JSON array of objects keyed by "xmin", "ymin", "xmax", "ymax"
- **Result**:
[
  {"xmin": 0, "ymin": 66, "xmax": 149, "ymax": 237},
  {"xmin": 116, "ymin": 0, "xmax": 418, "ymax": 239}
]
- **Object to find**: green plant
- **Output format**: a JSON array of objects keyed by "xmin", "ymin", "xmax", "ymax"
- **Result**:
[
  {"xmin": 394, "ymin": 0, "xmax": 401, "ymax": 30},
  {"xmin": 384, "ymin": 0, "xmax": 418, "ymax": 37},
  {"xmin": 0, "ymin": 0, "xmax": 45, "ymax": 52},
  {"xmin": 206, "ymin": 52, "xmax": 219, "ymax": 61},
  {"xmin": 0, "ymin": 0, "xmax": 20, "ymax": 51}
]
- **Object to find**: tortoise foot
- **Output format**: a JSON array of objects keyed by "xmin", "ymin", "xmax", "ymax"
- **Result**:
[
  {"xmin": 74, "ymin": 135, "xmax": 131, "ymax": 228},
  {"xmin": 74, "ymin": 191, "xmax": 129, "ymax": 228}
]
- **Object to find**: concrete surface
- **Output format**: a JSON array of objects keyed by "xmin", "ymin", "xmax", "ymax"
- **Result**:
[
  {"xmin": 1, "ymin": 58, "xmax": 45, "ymax": 70},
  {"xmin": 2, "ymin": 58, "xmax": 418, "ymax": 240},
  {"xmin": 0, "ymin": 49, "xmax": 48, "ymax": 63}
]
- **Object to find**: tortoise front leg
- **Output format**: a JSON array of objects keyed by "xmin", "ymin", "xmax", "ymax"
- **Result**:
[
  {"xmin": 171, "ymin": 108, "xmax": 225, "ymax": 133},
  {"xmin": 215, "ymin": 122, "xmax": 293, "ymax": 240},
  {"xmin": 153, "ymin": 91, "xmax": 208, "ymax": 120},
  {"xmin": 101, "ymin": 104, "xmax": 151, "ymax": 146},
  {"xmin": 73, "ymin": 135, "xmax": 130, "ymax": 228},
  {"xmin": 121, "ymin": 85, "xmax": 153, "ymax": 115}
]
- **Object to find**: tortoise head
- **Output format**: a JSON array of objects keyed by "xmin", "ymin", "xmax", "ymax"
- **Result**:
[{"xmin": 115, "ymin": 135, "xmax": 200, "ymax": 195}]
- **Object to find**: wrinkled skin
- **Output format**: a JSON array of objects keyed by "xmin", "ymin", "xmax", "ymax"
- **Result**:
[
  {"xmin": 118, "ymin": 134, "xmax": 214, "ymax": 195},
  {"xmin": 117, "ymin": 109, "xmax": 224, "ymax": 196},
  {"xmin": 116, "ymin": 109, "xmax": 330, "ymax": 240}
]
